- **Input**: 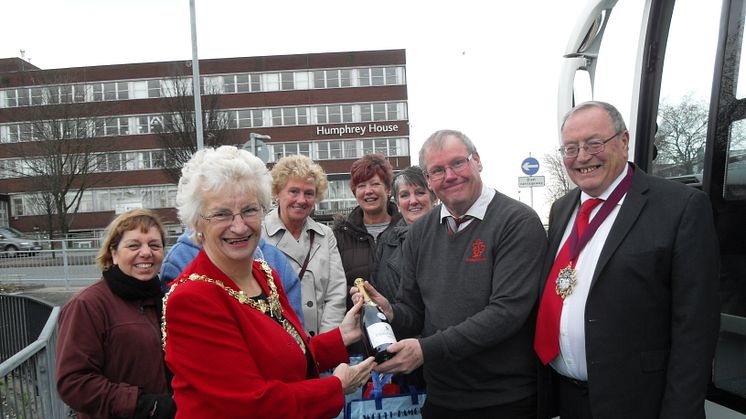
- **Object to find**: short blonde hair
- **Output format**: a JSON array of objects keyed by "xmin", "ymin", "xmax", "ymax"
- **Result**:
[
  {"xmin": 176, "ymin": 146, "xmax": 272, "ymax": 239},
  {"xmin": 96, "ymin": 208, "xmax": 165, "ymax": 271},
  {"xmin": 271, "ymin": 155, "xmax": 328, "ymax": 202}
]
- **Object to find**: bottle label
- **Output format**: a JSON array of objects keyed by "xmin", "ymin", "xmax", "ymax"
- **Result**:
[{"xmin": 367, "ymin": 322, "xmax": 396, "ymax": 348}]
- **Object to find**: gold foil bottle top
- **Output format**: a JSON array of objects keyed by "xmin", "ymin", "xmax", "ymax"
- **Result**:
[{"xmin": 354, "ymin": 278, "xmax": 372, "ymax": 303}]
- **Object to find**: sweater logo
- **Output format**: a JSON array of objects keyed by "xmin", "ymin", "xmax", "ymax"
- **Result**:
[{"xmin": 466, "ymin": 239, "xmax": 487, "ymax": 262}]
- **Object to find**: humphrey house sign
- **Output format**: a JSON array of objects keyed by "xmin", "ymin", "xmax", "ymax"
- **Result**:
[{"xmin": 316, "ymin": 123, "xmax": 400, "ymax": 137}]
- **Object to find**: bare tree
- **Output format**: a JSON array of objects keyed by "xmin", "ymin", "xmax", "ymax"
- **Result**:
[
  {"xmin": 4, "ymin": 92, "xmax": 119, "ymax": 242},
  {"xmin": 654, "ymin": 94, "xmax": 708, "ymax": 177},
  {"xmin": 543, "ymin": 152, "xmax": 573, "ymax": 203},
  {"xmin": 153, "ymin": 75, "xmax": 238, "ymax": 182}
]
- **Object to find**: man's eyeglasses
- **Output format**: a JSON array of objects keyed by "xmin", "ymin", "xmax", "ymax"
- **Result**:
[
  {"xmin": 424, "ymin": 154, "xmax": 473, "ymax": 181},
  {"xmin": 200, "ymin": 207, "xmax": 262, "ymax": 224},
  {"xmin": 559, "ymin": 131, "xmax": 623, "ymax": 158}
]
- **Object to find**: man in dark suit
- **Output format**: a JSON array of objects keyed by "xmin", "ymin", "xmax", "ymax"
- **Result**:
[{"xmin": 534, "ymin": 101, "xmax": 719, "ymax": 418}]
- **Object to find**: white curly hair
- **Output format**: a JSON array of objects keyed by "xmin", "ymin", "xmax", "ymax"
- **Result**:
[{"xmin": 176, "ymin": 146, "xmax": 272, "ymax": 242}]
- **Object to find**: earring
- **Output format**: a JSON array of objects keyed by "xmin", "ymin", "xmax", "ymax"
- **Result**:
[{"xmin": 197, "ymin": 232, "xmax": 203, "ymax": 239}]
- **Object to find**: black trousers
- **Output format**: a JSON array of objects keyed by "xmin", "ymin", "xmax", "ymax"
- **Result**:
[
  {"xmin": 557, "ymin": 374, "xmax": 593, "ymax": 419},
  {"xmin": 422, "ymin": 394, "xmax": 537, "ymax": 419}
]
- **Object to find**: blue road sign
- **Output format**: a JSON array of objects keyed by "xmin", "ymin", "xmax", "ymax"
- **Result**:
[{"xmin": 521, "ymin": 157, "xmax": 540, "ymax": 176}]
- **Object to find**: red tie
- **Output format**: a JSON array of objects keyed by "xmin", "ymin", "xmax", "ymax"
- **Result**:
[
  {"xmin": 534, "ymin": 198, "xmax": 603, "ymax": 365},
  {"xmin": 447, "ymin": 215, "xmax": 472, "ymax": 235}
]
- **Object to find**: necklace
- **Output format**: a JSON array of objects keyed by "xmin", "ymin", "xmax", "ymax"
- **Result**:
[{"xmin": 162, "ymin": 259, "xmax": 306, "ymax": 353}]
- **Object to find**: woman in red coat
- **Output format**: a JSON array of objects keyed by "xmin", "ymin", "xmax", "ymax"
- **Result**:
[{"xmin": 163, "ymin": 146, "xmax": 375, "ymax": 419}]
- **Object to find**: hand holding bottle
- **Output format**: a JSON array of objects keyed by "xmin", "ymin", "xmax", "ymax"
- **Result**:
[
  {"xmin": 374, "ymin": 338, "xmax": 424, "ymax": 375},
  {"xmin": 350, "ymin": 280, "xmax": 394, "ymax": 321},
  {"xmin": 339, "ymin": 297, "xmax": 364, "ymax": 347}
]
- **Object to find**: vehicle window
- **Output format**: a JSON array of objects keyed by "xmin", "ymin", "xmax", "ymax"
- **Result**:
[
  {"xmin": 653, "ymin": 1, "xmax": 720, "ymax": 181},
  {"xmin": 722, "ymin": 2, "xmax": 746, "ymax": 201},
  {"xmin": 592, "ymin": 2, "xmax": 646, "ymax": 123},
  {"xmin": 726, "ymin": 121, "xmax": 746, "ymax": 200},
  {"xmin": 1, "ymin": 227, "xmax": 22, "ymax": 237}
]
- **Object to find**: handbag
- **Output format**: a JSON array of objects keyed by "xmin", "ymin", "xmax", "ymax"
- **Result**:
[
  {"xmin": 345, "ymin": 372, "xmax": 426, "ymax": 419},
  {"xmin": 346, "ymin": 389, "xmax": 426, "ymax": 419}
]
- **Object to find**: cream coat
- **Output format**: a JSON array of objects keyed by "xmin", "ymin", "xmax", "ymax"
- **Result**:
[{"xmin": 262, "ymin": 209, "xmax": 347, "ymax": 336}]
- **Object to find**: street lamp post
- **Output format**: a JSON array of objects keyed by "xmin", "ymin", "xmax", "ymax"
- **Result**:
[{"xmin": 189, "ymin": 0, "xmax": 204, "ymax": 150}]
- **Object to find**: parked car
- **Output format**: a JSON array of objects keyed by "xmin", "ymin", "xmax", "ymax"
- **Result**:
[{"xmin": 0, "ymin": 227, "xmax": 43, "ymax": 257}]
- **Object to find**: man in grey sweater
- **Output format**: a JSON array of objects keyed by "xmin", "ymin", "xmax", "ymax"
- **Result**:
[{"xmin": 356, "ymin": 129, "xmax": 547, "ymax": 418}]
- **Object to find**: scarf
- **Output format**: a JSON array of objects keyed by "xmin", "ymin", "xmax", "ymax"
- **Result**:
[{"xmin": 103, "ymin": 264, "xmax": 164, "ymax": 311}]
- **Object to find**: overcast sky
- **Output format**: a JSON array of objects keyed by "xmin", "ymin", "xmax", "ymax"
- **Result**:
[{"xmin": 2, "ymin": 0, "xmax": 590, "ymax": 221}]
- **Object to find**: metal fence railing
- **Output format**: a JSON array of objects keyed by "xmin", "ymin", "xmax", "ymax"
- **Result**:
[
  {"xmin": 0, "ymin": 238, "xmax": 179, "ymax": 286},
  {"xmin": 0, "ymin": 244, "xmax": 99, "ymax": 287},
  {"xmin": 0, "ymin": 294, "xmax": 69, "ymax": 418}
]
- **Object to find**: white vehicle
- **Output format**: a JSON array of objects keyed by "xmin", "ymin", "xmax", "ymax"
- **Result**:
[{"xmin": 560, "ymin": 1, "xmax": 746, "ymax": 417}]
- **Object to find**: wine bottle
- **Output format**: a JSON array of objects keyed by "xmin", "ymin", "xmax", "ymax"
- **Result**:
[{"xmin": 354, "ymin": 278, "xmax": 397, "ymax": 363}]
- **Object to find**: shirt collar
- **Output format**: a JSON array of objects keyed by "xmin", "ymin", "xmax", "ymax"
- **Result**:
[{"xmin": 440, "ymin": 185, "xmax": 495, "ymax": 223}]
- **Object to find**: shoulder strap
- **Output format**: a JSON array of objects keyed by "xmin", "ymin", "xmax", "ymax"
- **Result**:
[{"xmin": 297, "ymin": 230, "xmax": 315, "ymax": 281}]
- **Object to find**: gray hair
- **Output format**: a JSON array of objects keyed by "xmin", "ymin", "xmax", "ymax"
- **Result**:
[
  {"xmin": 418, "ymin": 129, "xmax": 477, "ymax": 171},
  {"xmin": 560, "ymin": 101, "xmax": 627, "ymax": 134},
  {"xmin": 392, "ymin": 166, "xmax": 436, "ymax": 203},
  {"xmin": 176, "ymin": 146, "xmax": 272, "ymax": 239}
]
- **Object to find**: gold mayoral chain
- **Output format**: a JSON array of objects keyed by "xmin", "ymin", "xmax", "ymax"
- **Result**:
[
  {"xmin": 162, "ymin": 259, "xmax": 306, "ymax": 354},
  {"xmin": 555, "ymin": 264, "xmax": 577, "ymax": 299}
]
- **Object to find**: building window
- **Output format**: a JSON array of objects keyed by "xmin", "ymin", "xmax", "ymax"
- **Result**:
[
  {"xmin": 316, "ymin": 106, "xmax": 327, "ymax": 124},
  {"xmin": 271, "ymin": 109, "xmax": 282, "ymax": 127},
  {"xmin": 282, "ymin": 107, "xmax": 296, "ymax": 126},
  {"xmin": 385, "ymin": 67, "xmax": 398, "ymax": 85},
  {"xmin": 358, "ymin": 69, "xmax": 370, "ymax": 87},
  {"xmin": 93, "ymin": 189, "xmax": 110, "ymax": 212},
  {"xmin": 250, "ymin": 74, "xmax": 261, "ymax": 92},
  {"xmin": 281, "ymin": 72, "xmax": 294, "ymax": 90},
  {"xmin": 93, "ymin": 82, "xmax": 128, "ymax": 101},
  {"xmin": 237, "ymin": 74, "xmax": 251, "ymax": 93},
  {"xmin": 10, "ymin": 184, "xmax": 179, "ymax": 216},
  {"xmin": 4, "ymin": 89, "xmax": 17, "ymax": 107},
  {"xmin": 223, "ymin": 75, "xmax": 236, "ymax": 93},
  {"xmin": 342, "ymin": 105, "xmax": 354, "ymax": 123},
  {"xmin": 11, "ymin": 197, "xmax": 24, "ymax": 216},
  {"xmin": 371, "ymin": 68, "xmax": 385, "ymax": 86},
  {"xmin": 4, "ymin": 125, "xmax": 20, "ymax": 143},
  {"xmin": 30, "ymin": 88, "xmax": 45, "ymax": 105},
  {"xmin": 340, "ymin": 69, "xmax": 353, "ymax": 87},
  {"xmin": 298, "ymin": 107, "xmax": 308, "ymax": 125},
  {"xmin": 59, "ymin": 85, "xmax": 74, "ymax": 103},
  {"xmin": 313, "ymin": 71, "xmax": 325, "ymax": 89},
  {"xmin": 264, "ymin": 73, "xmax": 280, "ymax": 91},
  {"xmin": 328, "ymin": 105, "xmax": 341, "ymax": 124},
  {"xmin": 327, "ymin": 70, "xmax": 340, "ymax": 88},
  {"xmin": 74, "ymin": 84, "xmax": 87, "ymax": 102},
  {"xmin": 373, "ymin": 103, "xmax": 386, "ymax": 121},
  {"xmin": 252, "ymin": 109, "xmax": 264, "ymax": 127},
  {"xmin": 295, "ymin": 72, "xmax": 311, "ymax": 90},
  {"xmin": 148, "ymin": 80, "xmax": 161, "ymax": 98}
]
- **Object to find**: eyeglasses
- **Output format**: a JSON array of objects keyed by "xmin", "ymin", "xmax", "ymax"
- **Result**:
[
  {"xmin": 559, "ymin": 131, "xmax": 623, "ymax": 158},
  {"xmin": 424, "ymin": 154, "xmax": 474, "ymax": 181},
  {"xmin": 200, "ymin": 207, "xmax": 262, "ymax": 224}
]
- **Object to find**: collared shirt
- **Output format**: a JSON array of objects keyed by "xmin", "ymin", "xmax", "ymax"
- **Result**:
[
  {"xmin": 551, "ymin": 164, "xmax": 631, "ymax": 380},
  {"xmin": 439, "ymin": 184, "xmax": 496, "ymax": 231}
]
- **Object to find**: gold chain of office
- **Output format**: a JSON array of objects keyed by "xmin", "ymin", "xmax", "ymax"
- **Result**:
[{"xmin": 161, "ymin": 259, "xmax": 306, "ymax": 354}]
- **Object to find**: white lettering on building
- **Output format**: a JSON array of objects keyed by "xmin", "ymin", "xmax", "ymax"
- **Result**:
[{"xmin": 316, "ymin": 123, "xmax": 399, "ymax": 137}]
